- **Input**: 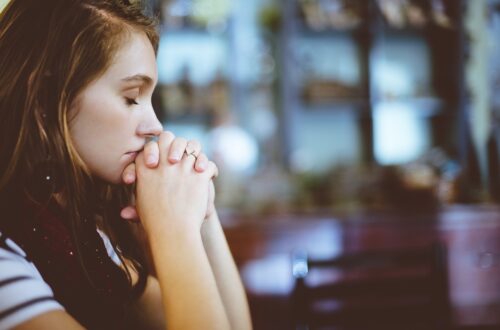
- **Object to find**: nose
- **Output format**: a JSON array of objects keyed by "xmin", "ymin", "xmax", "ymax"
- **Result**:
[{"xmin": 137, "ymin": 105, "xmax": 163, "ymax": 138}]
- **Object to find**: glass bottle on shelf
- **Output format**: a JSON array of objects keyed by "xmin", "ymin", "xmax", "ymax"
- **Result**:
[
  {"xmin": 208, "ymin": 67, "xmax": 229, "ymax": 120},
  {"xmin": 159, "ymin": 64, "xmax": 193, "ymax": 118},
  {"xmin": 178, "ymin": 65, "xmax": 193, "ymax": 114}
]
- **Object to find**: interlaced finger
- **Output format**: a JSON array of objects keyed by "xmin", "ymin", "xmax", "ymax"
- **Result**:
[
  {"xmin": 194, "ymin": 153, "xmax": 209, "ymax": 172},
  {"xmin": 185, "ymin": 140, "xmax": 201, "ymax": 157},
  {"xmin": 168, "ymin": 137, "xmax": 187, "ymax": 163},
  {"xmin": 122, "ymin": 162, "xmax": 136, "ymax": 184},
  {"xmin": 144, "ymin": 139, "xmax": 159, "ymax": 167},
  {"xmin": 158, "ymin": 131, "xmax": 175, "ymax": 164}
]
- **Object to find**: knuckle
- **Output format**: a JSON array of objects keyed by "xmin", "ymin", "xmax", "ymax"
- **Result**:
[
  {"xmin": 207, "ymin": 161, "xmax": 217, "ymax": 172},
  {"xmin": 212, "ymin": 162, "xmax": 219, "ymax": 176},
  {"xmin": 159, "ymin": 131, "xmax": 175, "ymax": 144},
  {"xmin": 175, "ymin": 137, "xmax": 187, "ymax": 146},
  {"xmin": 189, "ymin": 139, "xmax": 201, "ymax": 148},
  {"xmin": 162, "ymin": 131, "xmax": 175, "ymax": 139}
]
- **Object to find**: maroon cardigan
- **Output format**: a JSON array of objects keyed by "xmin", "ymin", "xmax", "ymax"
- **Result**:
[{"xmin": 1, "ymin": 199, "xmax": 146, "ymax": 329}]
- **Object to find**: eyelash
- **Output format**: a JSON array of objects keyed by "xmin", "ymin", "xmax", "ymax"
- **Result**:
[{"xmin": 125, "ymin": 97, "xmax": 139, "ymax": 106}]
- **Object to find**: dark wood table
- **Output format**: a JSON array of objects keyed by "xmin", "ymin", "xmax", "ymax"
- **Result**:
[{"xmin": 221, "ymin": 205, "xmax": 500, "ymax": 329}]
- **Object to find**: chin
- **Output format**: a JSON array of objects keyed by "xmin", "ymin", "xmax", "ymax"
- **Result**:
[
  {"xmin": 110, "ymin": 177, "xmax": 123, "ymax": 185},
  {"xmin": 93, "ymin": 170, "xmax": 123, "ymax": 185},
  {"xmin": 110, "ymin": 173, "xmax": 124, "ymax": 185}
]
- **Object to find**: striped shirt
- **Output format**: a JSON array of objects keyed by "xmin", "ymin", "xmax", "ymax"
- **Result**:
[{"xmin": 0, "ymin": 230, "xmax": 121, "ymax": 329}]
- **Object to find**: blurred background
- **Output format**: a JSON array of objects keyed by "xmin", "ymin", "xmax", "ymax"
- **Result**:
[
  {"xmin": 144, "ymin": 0, "xmax": 500, "ymax": 328},
  {"xmin": 3, "ymin": 0, "xmax": 500, "ymax": 328},
  {"xmin": 144, "ymin": 0, "xmax": 500, "ymax": 215}
]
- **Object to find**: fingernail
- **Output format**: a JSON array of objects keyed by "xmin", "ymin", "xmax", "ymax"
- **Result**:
[
  {"xmin": 147, "ymin": 154, "xmax": 157, "ymax": 165},
  {"xmin": 125, "ymin": 173, "xmax": 134, "ymax": 183},
  {"xmin": 120, "ymin": 209, "xmax": 129, "ymax": 219},
  {"xmin": 169, "ymin": 153, "xmax": 181, "ymax": 162},
  {"xmin": 198, "ymin": 160, "xmax": 208, "ymax": 170}
]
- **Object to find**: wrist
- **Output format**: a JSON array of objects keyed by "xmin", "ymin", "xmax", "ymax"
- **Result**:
[
  {"xmin": 143, "ymin": 216, "xmax": 201, "ymax": 244},
  {"xmin": 201, "ymin": 211, "xmax": 223, "ymax": 243}
]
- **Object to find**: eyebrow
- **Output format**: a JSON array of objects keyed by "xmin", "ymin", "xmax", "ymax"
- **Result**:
[{"xmin": 121, "ymin": 74, "xmax": 154, "ymax": 85}]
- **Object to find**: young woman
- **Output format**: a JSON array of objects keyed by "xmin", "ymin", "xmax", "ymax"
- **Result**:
[{"xmin": 0, "ymin": 0, "xmax": 252, "ymax": 329}]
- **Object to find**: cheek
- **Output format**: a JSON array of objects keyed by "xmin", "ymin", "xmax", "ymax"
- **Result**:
[
  {"xmin": 70, "ymin": 101, "xmax": 116, "ymax": 152},
  {"xmin": 69, "ymin": 99, "xmax": 133, "ymax": 182},
  {"xmin": 74, "ymin": 91, "xmax": 136, "ymax": 140}
]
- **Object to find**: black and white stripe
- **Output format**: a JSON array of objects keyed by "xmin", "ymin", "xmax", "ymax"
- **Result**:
[{"xmin": 0, "ymin": 233, "xmax": 63, "ymax": 330}]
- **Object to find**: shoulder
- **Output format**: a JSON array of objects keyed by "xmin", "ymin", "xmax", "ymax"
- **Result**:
[{"xmin": 0, "ymin": 232, "xmax": 63, "ymax": 330}]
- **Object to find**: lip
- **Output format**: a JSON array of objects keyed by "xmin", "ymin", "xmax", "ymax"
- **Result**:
[
  {"xmin": 124, "ymin": 146, "xmax": 144, "ymax": 161},
  {"xmin": 126, "ymin": 147, "xmax": 144, "ymax": 154},
  {"xmin": 125, "ymin": 151, "xmax": 140, "ymax": 161},
  {"xmin": 126, "ymin": 151, "xmax": 139, "ymax": 156}
]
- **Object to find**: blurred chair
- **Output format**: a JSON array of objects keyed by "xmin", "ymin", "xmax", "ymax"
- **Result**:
[{"xmin": 291, "ymin": 243, "xmax": 451, "ymax": 330}]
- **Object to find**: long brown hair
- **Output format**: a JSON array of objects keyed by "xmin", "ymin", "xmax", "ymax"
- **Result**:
[{"xmin": 0, "ymin": 0, "xmax": 158, "ymax": 290}]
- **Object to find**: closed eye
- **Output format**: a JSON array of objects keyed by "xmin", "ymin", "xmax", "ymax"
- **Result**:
[{"xmin": 125, "ymin": 97, "xmax": 139, "ymax": 106}]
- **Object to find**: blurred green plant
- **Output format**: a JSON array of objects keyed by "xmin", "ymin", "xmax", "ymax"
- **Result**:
[{"xmin": 259, "ymin": 3, "xmax": 282, "ymax": 33}]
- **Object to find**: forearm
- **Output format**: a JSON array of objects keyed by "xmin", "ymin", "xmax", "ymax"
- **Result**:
[
  {"xmin": 147, "ymin": 224, "xmax": 230, "ymax": 330},
  {"xmin": 201, "ymin": 211, "xmax": 253, "ymax": 330}
]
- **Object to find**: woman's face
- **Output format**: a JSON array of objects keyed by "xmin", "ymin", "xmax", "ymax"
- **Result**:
[{"xmin": 69, "ymin": 31, "xmax": 162, "ymax": 184}]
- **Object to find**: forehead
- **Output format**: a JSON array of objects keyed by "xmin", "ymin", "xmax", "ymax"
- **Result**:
[{"xmin": 102, "ymin": 30, "xmax": 158, "ymax": 83}]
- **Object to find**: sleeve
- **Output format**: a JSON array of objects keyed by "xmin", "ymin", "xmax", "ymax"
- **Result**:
[{"xmin": 0, "ymin": 236, "xmax": 64, "ymax": 330}]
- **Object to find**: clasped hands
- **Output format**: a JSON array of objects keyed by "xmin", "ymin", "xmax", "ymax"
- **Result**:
[{"xmin": 119, "ymin": 131, "xmax": 217, "ymax": 227}]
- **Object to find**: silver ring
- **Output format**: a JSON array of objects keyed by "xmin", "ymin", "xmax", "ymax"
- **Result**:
[{"xmin": 185, "ymin": 151, "xmax": 198, "ymax": 160}]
